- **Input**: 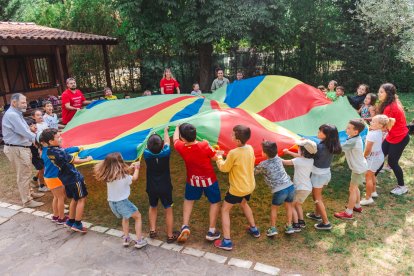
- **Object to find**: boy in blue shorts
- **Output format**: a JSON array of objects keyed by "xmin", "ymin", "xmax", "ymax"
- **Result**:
[
  {"xmin": 173, "ymin": 123, "xmax": 221, "ymax": 243},
  {"xmin": 255, "ymin": 141, "xmax": 295, "ymax": 236},
  {"xmin": 41, "ymin": 128, "xmax": 92, "ymax": 233},
  {"xmin": 144, "ymin": 126, "xmax": 179, "ymax": 243}
]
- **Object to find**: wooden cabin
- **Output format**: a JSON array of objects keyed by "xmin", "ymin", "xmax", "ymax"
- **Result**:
[{"xmin": 0, "ymin": 22, "xmax": 118, "ymax": 106}]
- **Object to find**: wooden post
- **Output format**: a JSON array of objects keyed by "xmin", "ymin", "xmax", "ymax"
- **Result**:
[
  {"xmin": 55, "ymin": 46, "xmax": 65, "ymax": 93},
  {"xmin": 102, "ymin": 45, "xmax": 112, "ymax": 88},
  {"xmin": 0, "ymin": 57, "xmax": 10, "ymax": 104}
]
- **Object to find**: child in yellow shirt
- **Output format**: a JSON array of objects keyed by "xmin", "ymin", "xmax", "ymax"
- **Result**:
[{"xmin": 214, "ymin": 125, "xmax": 259, "ymax": 251}]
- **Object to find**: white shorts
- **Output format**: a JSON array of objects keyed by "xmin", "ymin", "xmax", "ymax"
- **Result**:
[{"xmin": 366, "ymin": 155, "xmax": 384, "ymax": 172}]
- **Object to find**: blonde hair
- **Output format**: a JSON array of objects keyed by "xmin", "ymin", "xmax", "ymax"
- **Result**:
[
  {"xmin": 163, "ymin": 68, "xmax": 174, "ymax": 79},
  {"xmin": 94, "ymin": 152, "xmax": 131, "ymax": 182},
  {"xmin": 372, "ymin": 114, "xmax": 395, "ymax": 131}
]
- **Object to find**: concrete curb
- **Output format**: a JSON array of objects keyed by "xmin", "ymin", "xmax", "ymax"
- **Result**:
[{"xmin": 0, "ymin": 201, "xmax": 284, "ymax": 275}]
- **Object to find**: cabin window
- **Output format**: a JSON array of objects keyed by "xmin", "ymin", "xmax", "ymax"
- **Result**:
[{"xmin": 26, "ymin": 57, "xmax": 54, "ymax": 89}]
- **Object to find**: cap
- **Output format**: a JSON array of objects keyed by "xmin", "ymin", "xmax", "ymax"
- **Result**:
[{"xmin": 296, "ymin": 139, "xmax": 317, "ymax": 155}]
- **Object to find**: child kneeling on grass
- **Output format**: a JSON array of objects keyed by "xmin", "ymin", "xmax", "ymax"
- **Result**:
[
  {"xmin": 144, "ymin": 126, "xmax": 179, "ymax": 243},
  {"xmin": 334, "ymin": 119, "xmax": 368, "ymax": 220},
  {"xmin": 94, "ymin": 153, "xmax": 147, "ymax": 249},
  {"xmin": 254, "ymin": 141, "xmax": 295, "ymax": 237},
  {"xmin": 361, "ymin": 115, "xmax": 395, "ymax": 205},
  {"xmin": 214, "ymin": 125, "xmax": 259, "ymax": 251},
  {"xmin": 41, "ymin": 128, "xmax": 92, "ymax": 232},
  {"xmin": 283, "ymin": 139, "xmax": 317, "ymax": 233}
]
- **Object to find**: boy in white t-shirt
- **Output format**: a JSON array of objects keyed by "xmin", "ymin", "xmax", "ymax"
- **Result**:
[
  {"xmin": 361, "ymin": 115, "xmax": 395, "ymax": 205},
  {"xmin": 282, "ymin": 139, "xmax": 317, "ymax": 233}
]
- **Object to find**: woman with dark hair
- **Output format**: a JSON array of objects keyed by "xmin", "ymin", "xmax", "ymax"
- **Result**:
[{"xmin": 377, "ymin": 83, "xmax": 410, "ymax": 195}]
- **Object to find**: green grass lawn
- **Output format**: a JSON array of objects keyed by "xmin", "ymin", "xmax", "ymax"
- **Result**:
[{"xmin": 1, "ymin": 93, "xmax": 413, "ymax": 275}]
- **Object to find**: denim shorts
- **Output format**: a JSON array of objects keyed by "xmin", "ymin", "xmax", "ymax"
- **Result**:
[
  {"xmin": 272, "ymin": 185, "xmax": 295, "ymax": 206},
  {"xmin": 108, "ymin": 199, "xmax": 138, "ymax": 219},
  {"xmin": 185, "ymin": 181, "xmax": 221, "ymax": 204}
]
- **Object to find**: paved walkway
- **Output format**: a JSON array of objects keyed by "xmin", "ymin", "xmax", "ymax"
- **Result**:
[{"xmin": 0, "ymin": 207, "xmax": 264, "ymax": 275}]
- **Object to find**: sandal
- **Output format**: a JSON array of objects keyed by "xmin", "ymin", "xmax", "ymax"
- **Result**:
[
  {"xmin": 149, "ymin": 230, "xmax": 157, "ymax": 239},
  {"xmin": 167, "ymin": 231, "xmax": 180, "ymax": 244}
]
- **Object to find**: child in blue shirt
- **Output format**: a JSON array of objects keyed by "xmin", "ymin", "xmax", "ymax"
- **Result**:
[{"xmin": 40, "ymin": 128, "xmax": 92, "ymax": 233}]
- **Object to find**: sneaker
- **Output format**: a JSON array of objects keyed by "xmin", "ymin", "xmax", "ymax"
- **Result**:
[
  {"xmin": 247, "ymin": 226, "xmax": 260, "ymax": 238},
  {"xmin": 214, "ymin": 239, "xmax": 233, "ymax": 251},
  {"xmin": 56, "ymin": 216, "xmax": 69, "ymax": 225},
  {"xmin": 353, "ymin": 207, "xmax": 363, "ymax": 213},
  {"xmin": 38, "ymin": 186, "xmax": 50, "ymax": 192},
  {"xmin": 371, "ymin": 191, "xmax": 379, "ymax": 198},
  {"xmin": 134, "ymin": 238, "xmax": 148, "ymax": 249},
  {"xmin": 24, "ymin": 200, "xmax": 44, "ymax": 208},
  {"xmin": 292, "ymin": 223, "xmax": 302, "ymax": 233},
  {"xmin": 360, "ymin": 198, "xmax": 374, "ymax": 206},
  {"xmin": 177, "ymin": 225, "xmax": 191, "ymax": 243},
  {"xmin": 205, "ymin": 230, "xmax": 221, "ymax": 241},
  {"xmin": 285, "ymin": 225, "xmax": 295, "ymax": 234},
  {"xmin": 122, "ymin": 235, "xmax": 132, "ymax": 247},
  {"xmin": 306, "ymin": 213, "xmax": 322, "ymax": 221},
  {"xmin": 390, "ymin": 186, "xmax": 408, "ymax": 196},
  {"xmin": 71, "ymin": 222, "xmax": 87, "ymax": 233},
  {"xmin": 31, "ymin": 192, "xmax": 44, "ymax": 199},
  {"xmin": 334, "ymin": 211, "xmax": 353, "ymax": 220},
  {"xmin": 65, "ymin": 220, "xmax": 75, "ymax": 228},
  {"xmin": 298, "ymin": 219, "xmax": 306, "ymax": 228},
  {"xmin": 167, "ymin": 231, "xmax": 180, "ymax": 244},
  {"xmin": 314, "ymin": 222, "xmax": 333, "ymax": 230},
  {"xmin": 52, "ymin": 216, "xmax": 59, "ymax": 223},
  {"xmin": 266, "ymin": 226, "xmax": 278, "ymax": 237},
  {"xmin": 32, "ymin": 176, "xmax": 38, "ymax": 182}
]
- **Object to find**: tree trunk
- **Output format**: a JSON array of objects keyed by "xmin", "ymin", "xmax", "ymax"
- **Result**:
[{"xmin": 198, "ymin": 43, "xmax": 213, "ymax": 91}]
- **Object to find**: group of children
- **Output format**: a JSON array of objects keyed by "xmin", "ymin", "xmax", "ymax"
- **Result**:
[{"xmin": 24, "ymin": 83, "xmax": 397, "ymax": 252}]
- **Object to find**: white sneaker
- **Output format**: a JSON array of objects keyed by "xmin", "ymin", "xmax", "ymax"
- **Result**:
[
  {"xmin": 371, "ymin": 191, "xmax": 379, "ymax": 198},
  {"xmin": 360, "ymin": 198, "xmax": 374, "ymax": 206},
  {"xmin": 134, "ymin": 238, "xmax": 148, "ymax": 249},
  {"xmin": 38, "ymin": 186, "xmax": 50, "ymax": 192},
  {"xmin": 390, "ymin": 186, "xmax": 408, "ymax": 196}
]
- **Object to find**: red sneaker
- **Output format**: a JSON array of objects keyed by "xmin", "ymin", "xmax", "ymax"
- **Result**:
[
  {"xmin": 353, "ymin": 207, "xmax": 363, "ymax": 213},
  {"xmin": 334, "ymin": 211, "xmax": 353, "ymax": 220}
]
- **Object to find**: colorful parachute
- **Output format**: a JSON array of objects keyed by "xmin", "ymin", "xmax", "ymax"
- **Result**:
[{"xmin": 61, "ymin": 75, "xmax": 364, "ymax": 164}]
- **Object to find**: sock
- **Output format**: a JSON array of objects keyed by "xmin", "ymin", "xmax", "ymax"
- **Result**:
[
  {"xmin": 75, "ymin": 220, "xmax": 81, "ymax": 225},
  {"xmin": 345, "ymin": 208, "xmax": 353, "ymax": 215},
  {"xmin": 355, "ymin": 203, "xmax": 361, "ymax": 208},
  {"xmin": 209, "ymin": 227, "xmax": 215, "ymax": 233},
  {"xmin": 69, "ymin": 219, "xmax": 75, "ymax": 223},
  {"xmin": 39, "ymin": 183, "xmax": 45, "ymax": 188},
  {"xmin": 298, "ymin": 219, "xmax": 305, "ymax": 223},
  {"xmin": 223, "ymin": 238, "xmax": 232, "ymax": 243},
  {"xmin": 250, "ymin": 226, "xmax": 257, "ymax": 231}
]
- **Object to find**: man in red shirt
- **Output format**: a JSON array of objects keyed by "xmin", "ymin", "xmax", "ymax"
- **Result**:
[{"xmin": 61, "ymin": 78, "xmax": 91, "ymax": 125}]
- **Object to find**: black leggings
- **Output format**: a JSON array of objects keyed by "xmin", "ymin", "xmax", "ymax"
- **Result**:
[{"xmin": 376, "ymin": 134, "xmax": 410, "ymax": 186}]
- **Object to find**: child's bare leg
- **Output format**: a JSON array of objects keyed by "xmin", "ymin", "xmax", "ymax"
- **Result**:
[
  {"xmin": 296, "ymin": 202, "xmax": 304, "ymax": 220},
  {"xmin": 313, "ymin": 188, "xmax": 329, "ymax": 224},
  {"xmin": 285, "ymin": 202, "xmax": 293, "ymax": 226},
  {"xmin": 221, "ymin": 201, "xmax": 233, "ymax": 239},
  {"xmin": 55, "ymin": 186, "xmax": 66, "ymax": 219},
  {"xmin": 311, "ymin": 190, "xmax": 320, "ymax": 216},
  {"xmin": 122, "ymin": 218, "xmax": 130, "ymax": 237},
  {"xmin": 38, "ymin": 169, "xmax": 45, "ymax": 186},
  {"xmin": 365, "ymin": 171, "xmax": 374, "ymax": 199},
  {"xmin": 209, "ymin": 202, "xmax": 220, "ymax": 229},
  {"xmin": 270, "ymin": 205, "xmax": 279, "ymax": 227},
  {"xmin": 69, "ymin": 199, "xmax": 77, "ymax": 220},
  {"xmin": 131, "ymin": 211, "xmax": 142, "ymax": 239},
  {"xmin": 347, "ymin": 184, "xmax": 358, "ymax": 210},
  {"xmin": 182, "ymin": 200, "xmax": 194, "ymax": 226},
  {"xmin": 165, "ymin": 207, "xmax": 173, "ymax": 237},
  {"xmin": 74, "ymin": 198, "xmax": 86, "ymax": 221},
  {"xmin": 149, "ymin": 206, "xmax": 157, "ymax": 232},
  {"xmin": 355, "ymin": 187, "xmax": 361, "ymax": 205},
  {"xmin": 240, "ymin": 199, "xmax": 256, "ymax": 227},
  {"xmin": 292, "ymin": 203, "xmax": 299, "ymax": 223},
  {"xmin": 50, "ymin": 189, "xmax": 58, "ymax": 217}
]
